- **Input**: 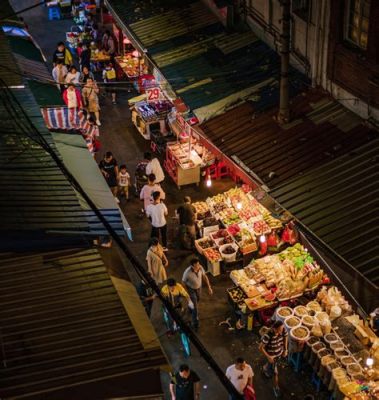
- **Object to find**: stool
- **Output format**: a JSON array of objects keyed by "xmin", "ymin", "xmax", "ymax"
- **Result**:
[
  {"xmin": 206, "ymin": 163, "xmax": 217, "ymax": 180},
  {"xmin": 288, "ymin": 351, "xmax": 303, "ymax": 372},
  {"xmin": 311, "ymin": 371, "xmax": 322, "ymax": 392},
  {"xmin": 217, "ymin": 161, "xmax": 228, "ymax": 179},
  {"xmin": 48, "ymin": 5, "xmax": 61, "ymax": 20}
]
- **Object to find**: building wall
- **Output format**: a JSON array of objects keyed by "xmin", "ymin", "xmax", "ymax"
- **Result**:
[{"xmin": 202, "ymin": 0, "xmax": 379, "ymax": 122}]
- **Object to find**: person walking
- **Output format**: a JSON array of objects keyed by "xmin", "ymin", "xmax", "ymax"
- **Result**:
[
  {"xmin": 226, "ymin": 357, "xmax": 255, "ymax": 400},
  {"xmin": 52, "ymin": 41, "xmax": 73, "ymax": 67},
  {"xmin": 63, "ymin": 84, "xmax": 82, "ymax": 110},
  {"xmin": 101, "ymin": 30, "xmax": 116, "ymax": 59},
  {"xmin": 52, "ymin": 60, "xmax": 68, "ymax": 93},
  {"xmin": 176, "ymin": 196, "xmax": 196, "ymax": 249},
  {"xmin": 99, "ymin": 151, "xmax": 119, "ymax": 202},
  {"xmin": 146, "ymin": 191, "xmax": 168, "ymax": 250},
  {"xmin": 182, "ymin": 258, "xmax": 212, "ymax": 330},
  {"xmin": 82, "ymin": 77, "xmax": 101, "ymax": 125},
  {"xmin": 136, "ymin": 274, "xmax": 155, "ymax": 317},
  {"xmin": 145, "ymin": 152, "xmax": 165, "ymax": 184},
  {"xmin": 117, "ymin": 164, "xmax": 130, "ymax": 201},
  {"xmin": 146, "ymin": 237, "xmax": 168, "ymax": 284},
  {"xmin": 140, "ymin": 173, "xmax": 166, "ymax": 213},
  {"xmin": 259, "ymin": 320, "xmax": 288, "ymax": 398},
  {"xmin": 102, "ymin": 62, "xmax": 117, "ymax": 104},
  {"xmin": 65, "ymin": 65, "xmax": 80, "ymax": 85},
  {"xmin": 79, "ymin": 65, "xmax": 95, "ymax": 84},
  {"xmin": 79, "ymin": 43, "xmax": 91, "ymax": 71},
  {"xmin": 169, "ymin": 364, "xmax": 201, "ymax": 400}
]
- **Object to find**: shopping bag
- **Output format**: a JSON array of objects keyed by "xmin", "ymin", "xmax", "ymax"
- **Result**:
[{"xmin": 243, "ymin": 385, "xmax": 256, "ymax": 400}]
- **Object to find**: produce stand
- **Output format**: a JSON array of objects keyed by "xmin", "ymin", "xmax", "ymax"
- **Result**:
[
  {"xmin": 115, "ymin": 55, "xmax": 148, "ymax": 79},
  {"xmin": 130, "ymin": 100, "xmax": 172, "ymax": 140},
  {"xmin": 164, "ymin": 142, "xmax": 201, "ymax": 188}
]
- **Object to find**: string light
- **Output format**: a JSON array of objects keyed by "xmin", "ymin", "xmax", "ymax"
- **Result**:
[
  {"xmin": 123, "ymin": 37, "xmax": 131, "ymax": 44},
  {"xmin": 366, "ymin": 357, "xmax": 374, "ymax": 367},
  {"xmin": 236, "ymin": 201, "xmax": 242, "ymax": 210},
  {"xmin": 259, "ymin": 235, "xmax": 266, "ymax": 243}
]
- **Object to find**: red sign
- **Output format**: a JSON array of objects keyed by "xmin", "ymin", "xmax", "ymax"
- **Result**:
[{"xmin": 146, "ymin": 87, "xmax": 163, "ymax": 102}]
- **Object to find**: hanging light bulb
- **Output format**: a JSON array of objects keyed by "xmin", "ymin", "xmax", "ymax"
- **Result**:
[
  {"xmin": 259, "ymin": 235, "xmax": 266, "ymax": 243},
  {"xmin": 206, "ymin": 175, "xmax": 212, "ymax": 187},
  {"xmin": 132, "ymin": 50, "xmax": 140, "ymax": 58},
  {"xmin": 366, "ymin": 357, "xmax": 374, "ymax": 367},
  {"xmin": 236, "ymin": 201, "xmax": 242, "ymax": 210},
  {"xmin": 123, "ymin": 37, "xmax": 131, "ymax": 44}
]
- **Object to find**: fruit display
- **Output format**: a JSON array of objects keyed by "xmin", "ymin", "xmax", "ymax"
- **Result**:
[
  {"xmin": 263, "ymin": 212, "xmax": 282, "ymax": 229},
  {"xmin": 221, "ymin": 245, "xmax": 237, "ymax": 255},
  {"xmin": 227, "ymin": 286, "xmax": 247, "ymax": 303},
  {"xmin": 253, "ymin": 220, "xmax": 271, "ymax": 235},
  {"xmin": 218, "ymin": 208, "xmax": 241, "ymax": 225},
  {"xmin": 203, "ymin": 248, "xmax": 222, "ymax": 262},
  {"xmin": 193, "ymin": 201, "xmax": 210, "ymax": 220}
]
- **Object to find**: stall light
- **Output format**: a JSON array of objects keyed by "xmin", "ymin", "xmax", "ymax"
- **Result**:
[
  {"xmin": 206, "ymin": 175, "xmax": 212, "ymax": 187},
  {"xmin": 236, "ymin": 201, "xmax": 242, "ymax": 210},
  {"xmin": 366, "ymin": 357, "xmax": 374, "ymax": 367},
  {"xmin": 259, "ymin": 235, "xmax": 266, "ymax": 243},
  {"xmin": 132, "ymin": 50, "xmax": 140, "ymax": 58},
  {"xmin": 123, "ymin": 37, "xmax": 131, "ymax": 44}
]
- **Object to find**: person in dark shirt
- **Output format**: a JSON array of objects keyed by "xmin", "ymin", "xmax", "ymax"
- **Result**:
[
  {"xmin": 136, "ymin": 275, "xmax": 155, "ymax": 317},
  {"xmin": 99, "ymin": 151, "xmax": 119, "ymax": 202},
  {"xmin": 169, "ymin": 364, "xmax": 200, "ymax": 400},
  {"xmin": 79, "ymin": 43, "xmax": 91, "ymax": 71},
  {"xmin": 176, "ymin": 196, "xmax": 196, "ymax": 250},
  {"xmin": 52, "ymin": 41, "xmax": 73, "ymax": 67}
]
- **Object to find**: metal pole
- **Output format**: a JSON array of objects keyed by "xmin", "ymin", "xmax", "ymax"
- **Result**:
[{"xmin": 278, "ymin": 0, "xmax": 291, "ymax": 123}]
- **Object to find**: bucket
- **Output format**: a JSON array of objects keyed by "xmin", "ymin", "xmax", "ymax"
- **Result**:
[{"xmin": 219, "ymin": 243, "xmax": 238, "ymax": 262}]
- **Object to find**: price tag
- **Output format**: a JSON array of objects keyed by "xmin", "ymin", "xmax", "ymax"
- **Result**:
[{"xmin": 146, "ymin": 87, "xmax": 163, "ymax": 102}]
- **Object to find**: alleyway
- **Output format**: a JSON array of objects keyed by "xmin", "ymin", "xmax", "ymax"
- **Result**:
[{"xmin": 13, "ymin": 2, "xmax": 329, "ymax": 399}]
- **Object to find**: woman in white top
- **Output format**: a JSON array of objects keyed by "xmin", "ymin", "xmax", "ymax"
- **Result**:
[{"xmin": 65, "ymin": 66, "xmax": 80, "ymax": 85}]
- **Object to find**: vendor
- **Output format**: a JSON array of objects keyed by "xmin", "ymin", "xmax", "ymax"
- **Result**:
[{"xmin": 176, "ymin": 196, "xmax": 196, "ymax": 250}]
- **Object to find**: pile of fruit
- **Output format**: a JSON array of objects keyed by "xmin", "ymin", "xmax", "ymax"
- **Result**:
[{"xmin": 203, "ymin": 248, "xmax": 222, "ymax": 262}]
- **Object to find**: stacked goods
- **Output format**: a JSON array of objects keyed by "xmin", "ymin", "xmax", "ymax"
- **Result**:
[
  {"xmin": 192, "ymin": 201, "xmax": 210, "ymax": 220},
  {"xmin": 203, "ymin": 248, "xmax": 222, "ymax": 262},
  {"xmin": 317, "ymin": 286, "xmax": 352, "ymax": 314},
  {"xmin": 194, "ymin": 237, "xmax": 214, "ymax": 255}
]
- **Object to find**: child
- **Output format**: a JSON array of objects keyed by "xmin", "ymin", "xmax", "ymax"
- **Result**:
[
  {"xmin": 118, "ymin": 164, "xmax": 130, "ymax": 201},
  {"xmin": 102, "ymin": 62, "xmax": 117, "ymax": 104}
]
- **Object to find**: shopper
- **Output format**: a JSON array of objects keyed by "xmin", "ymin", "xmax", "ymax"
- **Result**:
[
  {"xmin": 117, "ymin": 164, "xmax": 130, "ymax": 201},
  {"xmin": 82, "ymin": 77, "xmax": 101, "ymax": 126},
  {"xmin": 63, "ymin": 84, "xmax": 82, "ymax": 109},
  {"xmin": 101, "ymin": 30, "xmax": 116, "ymax": 58},
  {"xmin": 65, "ymin": 65, "xmax": 80, "ymax": 85},
  {"xmin": 169, "ymin": 364, "xmax": 201, "ymax": 400},
  {"xmin": 161, "ymin": 278, "xmax": 192, "ymax": 311},
  {"xmin": 226, "ymin": 357, "xmax": 255, "ymax": 400},
  {"xmin": 79, "ymin": 43, "xmax": 91, "ymax": 71},
  {"xmin": 176, "ymin": 196, "xmax": 196, "ymax": 249},
  {"xmin": 52, "ymin": 60, "xmax": 68, "ymax": 93},
  {"xmin": 146, "ymin": 191, "xmax": 168, "ymax": 250},
  {"xmin": 79, "ymin": 65, "xmax": 95, "ymax": 84},
  {"xmin": 182, "ymin": 258, "xmax": 213, "ymax": 330},
  {"xmin": 259, "ymin": 320, "xmax": 288, "ymax": 398},
  {"xmin": 140, "ymin": 173, "xmax": 166, "ymax": 213},
  {"xmin": 52, "ymin": 41, "xmax": 73, "ymax": 67},
  {"xmin": 102, "ymin": 62, "xmax": 117, "ymax": 104},
  {"xmin": 99, "ymin": 151, "xmax": 119, "ymax": 202},
  {"xmin": 146, "ymin": 237, "xmax": 168, "ymax": 284},
  {"xmin": 145, "ymin": 152, "xmax": 165, "ymax": 184},
  {"xmin": 136, "ymin": 274, "xmax": 155, "ymax": 317}
]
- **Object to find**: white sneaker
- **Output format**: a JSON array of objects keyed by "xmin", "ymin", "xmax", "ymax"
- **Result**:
[
  {"xmin": 96, "ymin": 120, "xmax": 101, "ymax": 126},
  {"xmin": 114, "ymin": 197, "xmax": 120, "ymax": 204}
]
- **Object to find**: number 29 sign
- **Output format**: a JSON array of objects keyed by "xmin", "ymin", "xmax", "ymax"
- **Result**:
[{"xmin": 146, "ymin": 87, "xmax": 163, "ymax": 102}]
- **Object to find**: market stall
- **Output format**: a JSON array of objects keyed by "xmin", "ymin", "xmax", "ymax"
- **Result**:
[
  {"xmin": 130, "ymin": 100, "xmax": 172, "ymax": 140},
  {"xmin": 115, "ymin": 52, "xmax": 148, "ymax": 80}
]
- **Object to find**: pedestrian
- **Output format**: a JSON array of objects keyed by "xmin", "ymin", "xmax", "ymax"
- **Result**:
[
  {"xmin": 182, "ymin": 257, "xmax": 213, "ymax": 330},
  {"xmin": 176, "ymin": 196, "xmax": 196, "ymax": 249},
  {"xmin": 226, "ymin": 357, "xmax": 255, "ymax": 400},
  {"xmin": 82, "ymin": 77, "xmax": 101, "ymax": 126},
  {"xmin": 169, "ymin": 364, "xmax": 201, "ymax": 400},
  {"xmin": 259, "ymin": 320, "xmax": 288, "ymax": 398},
  {"xmin": 63, "ymin": 84, "xmax": 82, "ymax": 110},
  {"xmin": 79, "ymin": 65, "xmax": 95, "ymax": 84},
  {"xmin": 79, "ymin": 43, "xmax": 91, "ymax": 71},
  {"xmin": 146, "ymin": 237, "xmax": 168, "ymax": 284},
  {"xmin": 140, "ymin": 173, "xmax": 166, "ymax": 213},
  {"xmin": 117, "ymin": 164, "xmax": 130, "ymax": 201},
  {"xmin": 101, "ymin": 30, "xmax": 116, "ymax": 58},
  {"xmin": 52, "ymin": 60, "xmax": 68, "ymax": 93},
  {"xmin": 146, "ymin": 191, "xmax": 168, "ymax": 250},
  {"xmin": 52, "ymin": 41, "xmax": 73, "ymax": 67},
  {"xmin": 102, "ymin": 62, "xmax": 117, "ymax": 105},
  {"xmin": 99, "ymin": 151, "xmax": 119, "ymax": 202},
  {"xmin": 136, "ymin": 273, "xmax": 155, "ymax": 317},
  {"xmin": 145, "ymin": 152, "xmax": 165, "ymax": 184},
  {"xmin": 65, "ymin": 65, "xmax": 80, "ymax": 85}
]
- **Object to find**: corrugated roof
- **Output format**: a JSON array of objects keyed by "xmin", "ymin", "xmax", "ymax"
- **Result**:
[
  {"xmin": 200, "ymin": 90, "xmax": 377, "ymax": 187},
  {"xmin": 0, "ymin": 248, "xmax": 167, "ymax": 399},
  {"xmin": 0, "ymin": 30, "xmax": 22, "ymax": 87},
  {"xmin": 271, "ymin": 140, "xmax": 379, "ymax": 286},
  {"xmin": 107, "ymin": 0, "xmax": 307, "ymax": 120}
]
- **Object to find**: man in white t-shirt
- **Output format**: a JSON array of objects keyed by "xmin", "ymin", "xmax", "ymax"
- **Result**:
[
  {"xmin": 146, "ymin": 190, "xmax": 168, "ymax": 250},
  {"xmin": 226, "ymin": 357, "xmax": 254, "ymax": 400},
  {"xmin": 145, "ymin": 152, "xmax": 165, "ymax": 184}
]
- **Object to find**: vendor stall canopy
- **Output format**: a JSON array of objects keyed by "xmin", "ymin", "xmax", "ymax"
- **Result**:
[{"xmin": 106, "ymin": 0, "xmax": 308, "ymax": 122}]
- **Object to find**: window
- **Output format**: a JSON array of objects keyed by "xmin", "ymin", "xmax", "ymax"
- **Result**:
[
  {"xmin": 292, "ymin": 0, "xmax": 311, "ymax": 21},
  {"xmin": 346, "ymin": 0, "xmax": 371, "ymax": 50}
]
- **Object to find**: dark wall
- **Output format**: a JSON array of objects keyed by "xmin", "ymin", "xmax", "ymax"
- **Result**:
[{"xmin": 327, "ymin": 0, "xmax": 379, "ymax": 107}]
